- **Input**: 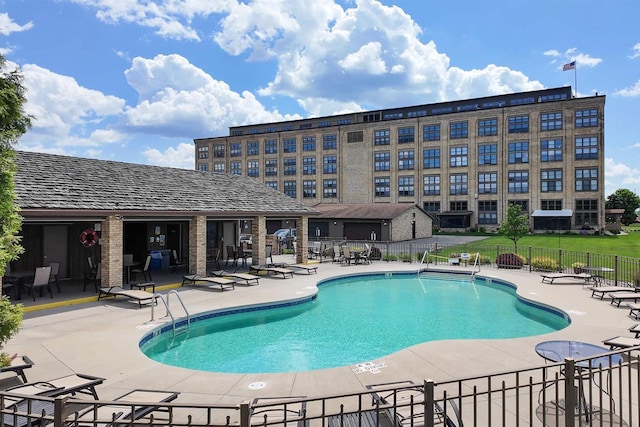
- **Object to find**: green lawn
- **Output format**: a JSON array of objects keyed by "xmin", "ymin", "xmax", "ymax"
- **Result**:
[{"xmin": 467, "ymin": 232, "xmax": 640, "ymax": 258}]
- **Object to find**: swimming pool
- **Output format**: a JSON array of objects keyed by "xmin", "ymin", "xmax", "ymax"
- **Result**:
[{"xmin": 140, "ymin": 272, "xmax": 569, "ymax": 373}]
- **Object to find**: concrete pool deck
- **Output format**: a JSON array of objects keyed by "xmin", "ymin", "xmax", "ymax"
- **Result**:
[{"xmin": 5, "ymin": 259, "xmax": 637, "ymax": 407}]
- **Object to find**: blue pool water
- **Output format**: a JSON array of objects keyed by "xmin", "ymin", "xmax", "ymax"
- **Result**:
[{"xmin": 140, "ymin": 273, "xmax": 569, "ymax": 373}]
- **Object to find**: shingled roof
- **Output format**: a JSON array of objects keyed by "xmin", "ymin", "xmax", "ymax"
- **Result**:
[
  {"xmin": 312, "ymin": 203, "xmax": 423, "ymax": 219},
  {"xmin": 14, "ymin": 151, "xmax": 317, "ymax": 217}
]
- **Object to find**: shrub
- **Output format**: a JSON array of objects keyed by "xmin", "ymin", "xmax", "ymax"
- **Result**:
[
  {"xmin": 469, "ymin": 252, "xmax": 492, "ymax": 265},
  {"xmin": 530, "ymin": 256, "xmax": 560, "ymax": 272},
  {"xmin": 399, "ymin": 253, "xmax": 412, "ymax": 262},
  {"xmin": 448, "ymin": 253, "xmax": 460, "ymax": 258},
  {"xmin": 633, "ymin": 270, "xmax": 640, "ymax": 286},
  {"xmin": 383, "ymin": 254, "xmax": 398, "ymax": 261},
  {"xmin": 496, "ymin": 253, "xmax": 524, "ymax": 268},
  {"xmin": 571, "ymin": 262, "xmax": 587, "ymax": 273},
  {"xmin": 0, "ymin": 296, "xmax": 23, "ymax": 367}
]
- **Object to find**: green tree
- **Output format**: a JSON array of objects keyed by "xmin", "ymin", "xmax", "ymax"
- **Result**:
[
  {"xmin": 605, "ymin": 189, "xmax": 640, "ymax": 225},
  {"xmin": 499, "ymin": 204, "xmax": 529, "ymax": 253}
]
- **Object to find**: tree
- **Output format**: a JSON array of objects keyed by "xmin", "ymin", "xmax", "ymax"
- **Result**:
[
  {"xmin": 605, "ymin": 189, "xmax": 640, "ymax": 225},
  {"xmin": 499, "ymin": 204, "xmax": 529, "ymax": 253}
]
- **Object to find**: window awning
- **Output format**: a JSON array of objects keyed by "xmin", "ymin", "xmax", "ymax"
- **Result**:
[
  {"xmin": 531, "ymin": 209, "xmax": 573, "ymax": 217},
  {"xmin": 438, "ymin": 211, "xmax": 473, "ymax": 216}
]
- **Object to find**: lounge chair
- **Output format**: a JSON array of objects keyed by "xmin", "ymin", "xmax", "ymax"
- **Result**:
[
  {"xmin": 210, "ymin": 270, "xmax": 260, "ymax": 286},
  {"xmin": 628, "ymin": 323, "xmax": 640, "ymax": 337},
  {"xmin": 250, "ymin": 396, "xmax": 307, "ymax": 427},
  {"xmin": 540, "ymin": 272, "xmax": 593, "ymax": 284},
  {"xmin": 628, "ymin": 304, "xmax": 640, "ymax": 320},
  {"xmin": 602, "ymin": 336, "xmax": 640, "ymax": 350},
  {"xmin": 285, "ymin": 264, "xmax": 318, "ymax": 274},
  {"xmin": 5, "ymin": 373, "xmax": 105, "ymax": 400},
  {"xmin": 0, "ymin": 355, "xmax": 34, "ymax": 384},
  {"xmin": 608, "ymin": 291, "xmax": 640, "ymax": 307},
  {"xmin": 588, "ymin": 286, "xmax": 634, "ymax": 300},
  {"xmin": 248, "ymin": 265, "xmax": 294, "ymax": 279},
  {"xmin": 98, "ymin": 286, "xmax": 159, "ymax": 308},
  {"xmin": 67, "ymin": 388, "xmax": 180, "ymax": 426},
  {"xmin": 367, "ymin": 380, "xmax": 462, "ymax": 427},
  {"xmin": 181, "ymin": 274, "xmax": 236, "ymax": 291}
]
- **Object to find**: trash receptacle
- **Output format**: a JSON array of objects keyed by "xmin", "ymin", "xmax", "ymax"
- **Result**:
[
  {"xmin": 160, "ymin": 249, "xmax": 171, "ymax": 270},
  {"xmin": 150, "ymin": 250, "xmax": 162, "ymax": 270}
]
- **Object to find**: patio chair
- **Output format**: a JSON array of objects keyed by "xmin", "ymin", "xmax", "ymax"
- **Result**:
[
  {"xmin": 66, "ymin": 388, "xmax": 179, "ymax": 426},
  {"xmin": 48, "ymin": 262, "xmax": 61, "ymax": 293},
  {"xmin": 225, "ymin": 245, "xmax": 239, "ymax": 267},
  {"xmin": 170, "ymin": 249, "xmax": 187, "ymax": 273},
  {"xmin": 209, "ymin": 247, "xmax": 221, "ymax": 271},
  {"xmin": 84, "ymin": 262, "xmax": 101, "ymax": 293},
  {"xmin": 131, "ymin": 256, "xmax": 152, "ymax": 282},
  {"xmin": 22, "ymin": 266, "xmax": 53, "ymax": 301}
]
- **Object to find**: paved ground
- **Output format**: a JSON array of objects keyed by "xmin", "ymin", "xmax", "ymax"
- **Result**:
[{"xmin": 5, "ymin": 257, "xmax": 637, "ymax": 408}]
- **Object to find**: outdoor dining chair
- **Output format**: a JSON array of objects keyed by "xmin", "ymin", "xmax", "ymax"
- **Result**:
[{"xmin": 22, "ymin": 266, "xmax": 53, "ymax": 301}]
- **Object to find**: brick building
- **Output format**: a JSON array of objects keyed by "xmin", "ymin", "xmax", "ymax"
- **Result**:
[{"xmin": 194, "ymin": 86, "xmax": 605, "ymax": 233}]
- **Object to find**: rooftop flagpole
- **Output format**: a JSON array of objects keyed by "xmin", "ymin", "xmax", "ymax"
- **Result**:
[{"xmin": 563, "ymin": 60, "xmax": 577, "ymax": 97}]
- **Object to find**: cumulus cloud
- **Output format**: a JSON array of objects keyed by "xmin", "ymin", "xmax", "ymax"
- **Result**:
[
  {"xmin": 630, "ymin": 42, "xmax": 640, "ymax": 59},
  {"xmin": 605, "ymin": 158, "xmax": 640, "ymax": 195},
  {"xmin": 143, "ymin": 142, "xmax": 194, "ymax": 169},
  {"xmin": 614, "ymin": 80, "xmax": 640, "ymax": 97},
  {"xmin": 0, "ymin": 12, "xmax": 33, "ymax": 36}
]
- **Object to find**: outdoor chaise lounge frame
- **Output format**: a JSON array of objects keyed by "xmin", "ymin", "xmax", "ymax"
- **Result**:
[
  {"xmin": 250, "ymin": 396, "xmax": 308, "ymax": 427},
  {"xmin": 248, "ymin": 265, "xmax": 294, "ymax": 279},
  {"xmin": 602, "ymin": 335, "xmax": 640, "ymax": 350},
  {"xmin": 0, "ymin": 355, "xmax": 34, "ymax": 385},
  {"xmin": 285, "ymin": 264, "xmax": 318, "ymax": 274},
  {"xmin": 210, "ymin": 270, "xmax": 260, "ymax": 286},
  {"xmin": 5, "ymin": 373, "xmax": 105, "ymax": 401},
  {"xmin": 66, "ymin": 388, "xmax": 180, "ymax": 427},
  {"xmin": 98, "ymin": 286, "xmax": 159, "ymax": 308},
  {"xmin": 181, "ymin": 274, "xmax": 236, "ymax": 291},
  {"xmin": 608, "ymin": 291, "xmax": 640, "ymax": 307},
  {"xmin": 588, "ymin": 286, "xmax": 636, "ymax": 300},
  {"xmin": 540, "ymin": 272, "xmax": 593, "ymax": 284},
  {"xmin": 628, "ymin": 305, "xmax": 640, "ymax": 320}
]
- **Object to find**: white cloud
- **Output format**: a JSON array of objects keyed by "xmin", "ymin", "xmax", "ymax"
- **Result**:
[
  {"xmin": 143, "ymin": 142, "xmax": 194, "ymax": 169},
  {"xmin": 544, "ymin": 49, "xmax": 560, "ymax": 57},
  {"xmin": 0, "ymin": 12, "xmax": 33, "ymax": 36},
  {"xmin": 614, "ymin": 80, "xmax": 640, "ymax": 97},
  {"xmin": 605, "ymin": 158, "xmax": 640, "ymax": 195},
  {"xmin": 630, "ymin": 42, "xmax": 640, "ymax": 59},
  {"xmin": 339, "ymin": 42, "xmax": 387, "ymax": 74}
]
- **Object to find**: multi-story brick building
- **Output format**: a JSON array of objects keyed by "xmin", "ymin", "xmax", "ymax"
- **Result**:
[{"xmin": 194, "ymin": 86, "xmax": 605, "ymax": 233}]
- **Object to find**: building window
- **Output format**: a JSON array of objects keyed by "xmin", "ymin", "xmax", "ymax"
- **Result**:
[
  {"xmin": 478, "ymin": 118, "xmax": 498, "ymax": 137},
  {"xmin": 478, "ymin": 172, "xmax": 498, "ymax": 194},
  {"xmin": 508, "ymin": 200, "xmax": 529, "ymax": 212},
  {"xmin": 303, "ymin": 180, "xmax": 316, "ymax": 198},
  {"xmin": 284, "ymin": 158, "xmax": 296, "ymax": 176},
  {"xmin": 450, "ymin": 146, "xmax": 468, "ymax": 167},
  {"xmin": 265, "ymin": 181, "xmax": 277, "ymax": 190},
  {"xmin": 247, "ymin": 141, "xmax": 259, "ymax": 156},
  {"xmin": 423, "ymin": 201, "xmax": 440, "ymax": 213},
  {"xmin": 398, "ymin": 127, "xmax": 415, "ymax": 143},
  {"xmin": 283, "ymin": 180, "xmax": 296, "ymax": 198},
  {"xmin": 323, "ymin": 179, "xmax": 337, "ymax": 198},
  {"xmin": 478, "ymin": 144, "xmax": 497, "ymax": 165},
  {"xmin": 541, "ymin": 169, "xmax": 563, "ymax": 192},
  {"xmin": 197, "ymin": 146, "xmax": 209, "ymax": 159},
  {"xmin": 575, "ymin": 199, "xmax": 598, "ymax": 227},
  {"xmin": 575, "ymin": 168, "xmax": 598, "ymax": 191},
  {"xmin": 323, "ymin": 155, "xmax": 337, "ymax": 174},
  {"xmin": 374, "ymin": 129, "xmax": 391, "ymax": 146},
  {"xmin": 303, "ymin": 136, "xmax": 316, "ymax": 151},
  {"xmin": 375, "ymin": 177, "xmax": 390, "ymax": 197},
  {"xmin": 541, "ymin": 139, "xmax": 562, "ymax": 162},
  {"xmin": 228, "ymin": 143, "xmax": 241, "ymax": 157},
  {"xmin": 450, "ymin": 201, "xmax": 468, "ymax": 211},
  {"xmin": 576, "ymin": 109, "xmax": 598, "ymax": 128},
  {"xmin": 247, "ymin": 160, "xmax": 259, "ymax": 177},
  {"xmin": 229, "ymin": 162, "xmax": 240, "ymax": 175},
  {"xmin": 323, "ymin": 134, "xmax": 337, "ymax": 150},
  {"xmin": 508, "ymin": 141, "xmax": 529, "ymax": 164},
  {"xmin": 398, "ymin": 176, "xmax": 414, "ymax": 197},
  {"xmin": 265, "ymin": 159, "xmax": 277, "ymax": 177},
  {"xmin": 213, "ymin": 145, "xmax": 225, "ymax": 158},
  {"xmin": 450, "ymin": 121, "xmax": 468, "ymax": 139},
  {"xmin": 398, "ymin": 150, "xmax": 415, "ymax": 170},
  {"xmin": 508, "ymin": 171, "xmax": 529, "ymax": 193},
  {"xmin": 198, "ymin": 163, "xmax": 208, "ymax": 171},
  {"xmin": 423, "ymin": 148, "xmax": 440, "ymax": 169},
  {"xmin": 423, "ymin": 175, "xmax": 440, "ymax": 196},
  {"xmin": 541, "ymin": 112, "xmax": 562, "ymax": 131},
  {"xmin": 423, "ymin": 124, "xmax": 441, "ymax": 141},
  {"xmin": 303, "ymin": 156, "xmax": 316, "ymax": 175},
  {"xmin": 541, "ymin": 200, "xmax": 562, "ymax": 210},
  {"xmin": 450, "ymin": 173, "xmax": 468, "ymax": 195},
  {"xmin": 478, "ymin": 200, "xmax": 498, "ymax": 224},
  {"xmin": 375, "ymin": 151, "xmax": 390, "ymax": 171},
  {"xmin": 576, "ymin": 136, "xmax": 598, "ymax": 160},
  {"xmin": 347, "ymin": 131, "xmax": 363, "ymax": 143},
  {"xmin": 214, "ymin": 162, "xmax": 225, "ymax": 173},
  {"xmin": 508, "ymin": 115, "xmax": 529, "ymax": 133},
  {"xmin": 263, "ymin": 139, "xmax": 277, "ymax": 154},
  {"xmin": 283, "ymin": 138, "xmax": 296, "ymax": 153}
]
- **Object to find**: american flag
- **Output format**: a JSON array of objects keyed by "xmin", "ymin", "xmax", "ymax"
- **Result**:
[{"xmin": 563, "ymin": 61, "xmax": 576, "ymax": 71}]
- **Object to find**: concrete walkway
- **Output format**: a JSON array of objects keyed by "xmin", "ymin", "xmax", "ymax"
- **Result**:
[{"xmin": 5, "ymin": 259, "xmax": 636, "ymax": 407}]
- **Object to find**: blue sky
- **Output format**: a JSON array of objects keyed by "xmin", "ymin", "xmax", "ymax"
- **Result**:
[{"xmin": 1, "ymin": 0, "xmax": 639, "ymax": 197}]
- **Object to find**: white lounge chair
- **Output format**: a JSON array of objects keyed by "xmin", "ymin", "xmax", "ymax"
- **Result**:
[
  {"xmin": 210, "ymin": 270, "xmax": 260, "ymax": 286},
  {"xmin": 540, "ymin": 272, "xmax": 593, "ymax": 284},
  {"xmin": 602, "ymin": 336, "xmax": 640, "ymax": 350},
  {"xmin": 181, "ymin": 274, "xmax": 236, "ymax": 291},
  {"xmin": 98, "ymin": 286, "xmax": 159, "ymax": 308}
]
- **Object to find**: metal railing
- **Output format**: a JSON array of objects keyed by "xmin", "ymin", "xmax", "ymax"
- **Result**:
[{"xmin": 2, "ymin": 348, "xmax": 638, "ymax": 426}]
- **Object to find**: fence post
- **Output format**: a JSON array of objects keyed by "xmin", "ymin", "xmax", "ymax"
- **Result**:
[
  {"xmin": 409, "ymin": 243, "xmax": 414, "ymax": 263},
  {"xmin": 528, "ymin": 246, "xmax": 532, "ymax": 272},
  {"xmin": 563, "ymin": 358, "xmax": 577, "ymax": 427},
  {"xmin": 385, "ymin": 241, "xmax": 390, "ymax": 262},
  {"xmin": 558, "ymin": 249, "xmax": 563, "ymax": 272},
  {"xmin": 434, "ymin": 243, "xmax": 438, "ymax": 265},
  {"xmin": 53, "ymin": 396, "xmax": 67, "ymax": 427},
  {"xmin": 240, "ymin": 401, "xmax": 251, "ymax": 427},
  {"xmin": 424, "ymin": 379, "xmax": 435, "ymax": 427},
  {"xmin": 615, "ymin": 255, "xmax": 619, "ymax": 286}
]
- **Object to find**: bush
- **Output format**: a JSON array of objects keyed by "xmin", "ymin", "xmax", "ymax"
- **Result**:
[
  {"xmin": 0, "ymin": 296, "xmax": 23, "ymax": 367},
  {"xmin": 571, "ymin": 262, "xmax": 587, "ymax": 273},
  {"xmin": 383, "ymin": 254, "xmax": 398, "ymax": 261},
  {"xmin": 469, "ymin": 252, "xmax": 492, "ymax": 265},
  {"xmin": 530, "ymin": 256, "xmax": 560, "ymax": 272},
  {"xmin": 496, "ymin": 253, "xmax": 524, "ymax": 269},
  {"xmin": 633, "ymin": 270, "xmax": 640, "ymax": 286}
]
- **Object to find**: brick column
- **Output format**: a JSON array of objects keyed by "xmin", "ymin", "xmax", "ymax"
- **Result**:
[
  {"xmin": 252, "ymin": 216, "xmax": 267, "ymax": 266},
  {"xmin": 101, "ymin": 215, "xmax": 123, "ymax": 287},
  {"xmin": 189, "ymin": 215, "xmax": 207, "ymax": 276},
  {"xmin": 297, "ymin": 215, "xmax": 308, "ymax": 264}
]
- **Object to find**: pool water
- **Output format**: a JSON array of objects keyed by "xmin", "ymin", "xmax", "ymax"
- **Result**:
[{"xmin": 141, "ymin": 273, "xmax": 569, "ymax": 373}]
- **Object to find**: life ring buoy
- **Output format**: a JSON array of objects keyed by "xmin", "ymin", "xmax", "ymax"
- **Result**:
[{"xmin": 80, "ymin": 228, "xmax": 99, "ymax": 247}]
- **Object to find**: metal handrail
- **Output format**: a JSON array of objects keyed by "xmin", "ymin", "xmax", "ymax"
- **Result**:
[{"xmin": 166, "ymin": 290, "xmax": 190, "ymax": 336}]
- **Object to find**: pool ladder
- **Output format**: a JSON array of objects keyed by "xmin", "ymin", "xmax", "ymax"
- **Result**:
[
  {"xmin": 417, "ymin": 249, "xmax": 430, "ymax": 274},
  {"xmin": 151, "ymin": 290, "xmax": 191, "ymax": 338}
]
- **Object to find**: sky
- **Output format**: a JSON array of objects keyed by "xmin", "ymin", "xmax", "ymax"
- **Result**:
[{"xmin": 1, "ymin": 0, "xmax": 639, "ymax": 197}]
